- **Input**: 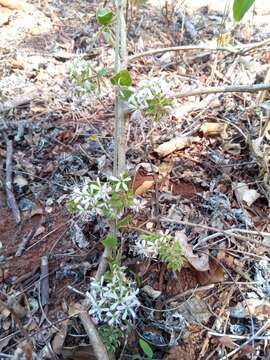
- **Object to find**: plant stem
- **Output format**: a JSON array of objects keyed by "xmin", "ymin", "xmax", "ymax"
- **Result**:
[{"xmin": 96, "ymin": 0, "xmax": 128, "ymax": 279}]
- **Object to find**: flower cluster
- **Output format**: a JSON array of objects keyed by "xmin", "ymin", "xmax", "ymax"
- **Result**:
[
  {"xmin": 67, "ymin": 174, "xmax": 133, "ymax": 220},
  {"xmin": 134, "ymin": 231, "xmax": 184, "ymax": 271},
  {"xmin": 69, "ymin": 59, "xmax": 95, "ymax": 94},
  {"xmin": 86, "ymin": 266, "xmax": 140, "ymax": 328},
  {"xmin": 127, "ymin": 77, "xmax": 173, "ymax": 121}
]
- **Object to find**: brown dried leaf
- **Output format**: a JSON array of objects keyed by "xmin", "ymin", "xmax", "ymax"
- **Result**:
[
  {"xmin": 175, "ymin": 231, "xmax": 209, "ymax": 271},
  {"xmin": 13, "ymin": 340, "xmax": 34, "ymax": 360},
  {"xmin": 135, "ymin": 180, "xmax": 154, "ymax": 195},
  {"xmin": 197, "ymin": 260, "xmax": 225, "ymax": 285},
  {"xmin": 218, "ymin": 336, "xmax": 236, "ymax": 349}
]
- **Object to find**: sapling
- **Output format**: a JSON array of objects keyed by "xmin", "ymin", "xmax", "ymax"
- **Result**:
[{"xmin": 67, "ymin": 0, "xmax": 180, "ymax": 355}]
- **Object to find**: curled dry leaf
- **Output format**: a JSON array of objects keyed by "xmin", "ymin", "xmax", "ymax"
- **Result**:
[
  {"xmin": 233, "ymin": 182, "xmax": 260, "ymax": 206},
  {"xmin": 142, "ymin": 285, "xmax": 162, "ymax": 299},
  {"xmin": 200, "ymin": 122, "xmax": 228, "ymax": 138},
  {"xmin": 155, "ymin": 136, "xmax": 198, "ymax": 157},
  {"xmin": 223, "ymin": 142, "xmax": 241, "ymax": 155},
  {"xmin": 175, "ymin": 231, "xmax": 209, "ymax": 271}
]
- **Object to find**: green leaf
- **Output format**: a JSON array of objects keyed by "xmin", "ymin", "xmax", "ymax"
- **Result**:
[
  {"xmin": 96, "ymin": 8, "xmax": 114, "ymax": 25},
  {"xmin": 233, "ymin": 0, "xmax": 255, "ymax": 21},
  {"xmin": 139, "ymin": 339, "xmax": 153, "ymax": 359},
  {"xmin": 119, "ymin": 87, "xmax": 133, "ymax": 100},
  {"xmin": 111, "ymin": 69, "xmax": 132, "ymax": 87},
  {"xmin": 102, "ymin": 234, "xmax": 118, "ymax": 249},
  {"xmin": 110, "ymin": 192, "xmax": 125, "ymax": 211}
]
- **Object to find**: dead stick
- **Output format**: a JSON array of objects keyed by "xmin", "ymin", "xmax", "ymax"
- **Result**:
[
  {"xmin": 4, "ymin": 135, "xmax": 21, "ymax": 224},
  {"xmin": 128, "ymin": 37, "xmax": 270, "ymax": 61},
  {"xmin": 40, "ymin": 256, "xmax": 49, "ymax": 312},
  {"xmin": 76, "ymin": 304, "xmax": 110, "ymax": 360},
  {"xmin": 15, "ymin": 229, "xmax": 35, "ymax": 256},
  {"xmin": 176, "ymin": 83, "xmax": 270, "ymax": 99}
]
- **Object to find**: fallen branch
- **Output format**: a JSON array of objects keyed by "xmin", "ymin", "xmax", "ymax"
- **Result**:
[
  {"xmin": 128, "ymin": 37, "xmax": 270, "ymax": 61},
  {"xmin": 4, "ymin": 135, "xmax": 21, "ymax": 224},
  {"xmin": 15, "ymin": 229, "xmax": 35, "ymax": 256},
  {"xmin": 176, "ymin": 83, "xmax": 270, "ymax": 99},
  {"xmin": 76, "ymin": 304, "xmax": 109, "ymax": 360}
]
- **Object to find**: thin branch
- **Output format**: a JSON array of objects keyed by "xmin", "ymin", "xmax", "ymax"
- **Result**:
[
  {"xmin": 128, "ymin": 37, "xmax": 270, "ymax": 61},
  {"xmin": 4, "ymin": 135, "xmax": 21, "ymax": 224},
  {"xmin": 176, "ymin": 83, "xmax": 270, "ymax": 99},
  {"xmin": 76, "ymin": 304, "xmax": 110, "ymax": 360}
]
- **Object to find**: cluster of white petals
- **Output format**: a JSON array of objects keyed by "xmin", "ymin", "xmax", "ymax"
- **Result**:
[
  {"xmin": 86, "ymin": 267, "xmax": 140, "ymax": 327},
  {"xmin": 133, "ymin": 230, "xmax": 172, "ymax": 259},
  {"xmin": 127, "ymin": 77, "xmax": 172, "ymax": 112}
]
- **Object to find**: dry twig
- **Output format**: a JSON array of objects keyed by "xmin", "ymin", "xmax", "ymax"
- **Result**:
[
  {"xmin": 128, "ymin": 37, "xmax": 270, "ymax": 61},
  {"xmin": 4, "ymin": 135, "xmax": 21, "ymax": 224},
  {"xmin": 176, "ymin": 83, "xmax": 270, "ymax": 99}
]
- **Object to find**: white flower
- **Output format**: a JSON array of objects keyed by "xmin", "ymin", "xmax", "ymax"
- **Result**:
[
  {"xmin": 127, "ymin": 76, "xmax": 173, "ymax": 114},
  {"xmin": 131, "ymin": 198, "xmax": 147, "ymax": 213},
  {"xmin": 134, "ymin": 238, "xmax": 159, "ymax": 258},
  {"xmin": 86, "ymin": 267, "xmax": 140, "ymax": 328},
  {"xmin": 156, "ymin": 229, "xmax": 172, "ymax": 245},
  {"xmin": 97, "ymin": 183, "xmax": 112, "ymax": 201},
  {"xmin": 109, "ymin": 173, "xmax": 131, "ymax": 192}
]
